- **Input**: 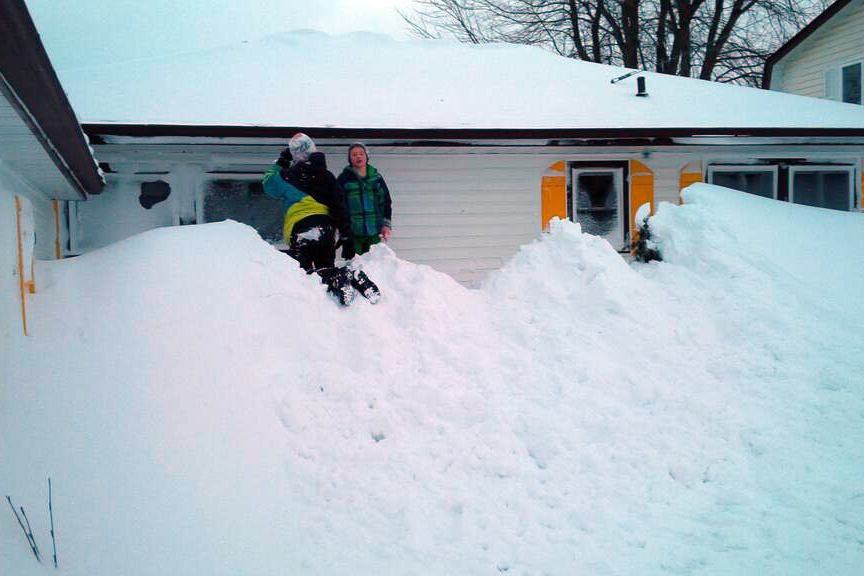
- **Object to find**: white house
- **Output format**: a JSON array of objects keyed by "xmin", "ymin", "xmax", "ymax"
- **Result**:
[
  {"xmin": 763, "ymin": 0, "xmax": 864, "ymax": 105},
  {"xmin": 0, "ymin": 0, "xmax": 103, "ymax": 341},
  {"xmin": 56, "ymin": 31, "xmax": 864, "ymax": 286},
  {"xmin": 12, "ymin": 21, "xmax": 864, "ymax": 287}
]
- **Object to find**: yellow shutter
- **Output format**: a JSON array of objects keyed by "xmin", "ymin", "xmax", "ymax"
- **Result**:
[
  {"xmin": 540, "ymin": 161, "xmax": 567, "ymax": 231},
  {"xmin": 629, "ymin": 159, "xmax": 654, "ymax": 230},
  {"xmin": 679, "ymin": 161, "xmax": 703, "ymax": 203}
]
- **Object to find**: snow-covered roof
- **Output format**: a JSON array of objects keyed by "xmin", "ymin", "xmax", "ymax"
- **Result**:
[{"xmin": 61, "ymin": 30, "xmax": 864, "ymax": 131}]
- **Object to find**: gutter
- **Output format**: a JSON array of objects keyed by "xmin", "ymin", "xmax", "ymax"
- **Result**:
[
  {"xmin": 82, "ymin": 123, "xmax": 864, "ymax": 144},
  {"xmin": 0, "ymin": 0, "xmax": 104, "ymax": 197}
]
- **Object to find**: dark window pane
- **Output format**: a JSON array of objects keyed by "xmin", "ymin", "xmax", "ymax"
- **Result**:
[
  {"xmin": 793, "ymin": 171, "xmax": 850, "ymax": 211},
  {"xmin": 710, "ymin": 170, "xmax": 775, "ymax": 199},
  {"xmin": 842, "ymin": 63, "xmax": 862, "ymax": 104},
  {"xmin": 204, "ymin": 180, "xmax": 286, "ymax": 242},
  {"xmin": 575, "ymin": 173, "xmax": 618, "ymax": 237},
  {"xmin": 139, "ymin": 180, "xmax": 171, "ymax": 209}
]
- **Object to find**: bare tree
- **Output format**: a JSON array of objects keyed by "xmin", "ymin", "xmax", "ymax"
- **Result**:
[{"xmin": 400, "ymin": 0, "xmax": 829, "ymax": 85}]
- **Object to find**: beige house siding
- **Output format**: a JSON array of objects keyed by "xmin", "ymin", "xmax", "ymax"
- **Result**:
[{"xmin": 770, "ymin": 0, "xmax": 864, "ymax": 100}]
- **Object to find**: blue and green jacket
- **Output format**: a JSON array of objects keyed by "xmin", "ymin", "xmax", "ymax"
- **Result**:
[
  {"xmin": 336, "ymin": 165, "xmax": 392, "ymax": 237},
  {"xmin": 262, "ymin": 157, "xmax": 350, "ymax": 243}
]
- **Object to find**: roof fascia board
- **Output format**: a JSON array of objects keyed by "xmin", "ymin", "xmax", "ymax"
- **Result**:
[
  {"xmin": 82, "ymin": 123, "xmax": 864, "ymax": 143},
  {"xmin": 0, "ymin": 0, "xmax": 104, "ymax": 196},
  {"xmin": 0, "ymin": 69, "xmax": 88, "ymax": 200},
  {"xmin": 762, "ymin": 0, "xmax": 854, "ymax": 88}
]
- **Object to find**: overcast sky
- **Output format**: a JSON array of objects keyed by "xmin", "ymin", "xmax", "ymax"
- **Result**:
[{"xmin": 26, "ymin": 0, "xmax": 414, "ymax": 72}]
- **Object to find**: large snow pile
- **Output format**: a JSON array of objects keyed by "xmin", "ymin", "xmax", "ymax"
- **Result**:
[{"xmin": 2, "ymin": 185, "xmax": 863, "ymax": 575}]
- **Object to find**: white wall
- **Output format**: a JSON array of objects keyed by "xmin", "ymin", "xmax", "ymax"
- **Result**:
[
  {"xmin": 81, "ymin": 147, "xmax": 549, "ymax": 287},
  {"xmin": 770, "ymin": 0, "xmax": 864, "ymax": 99},
  {"xmin": 372, "ymin": 152, "xmax": 546, "ymax": 286},
  {"xmin": 642, "ymin": 152, "xmax": 693, "ymax": 206},
  {"xmin": 1, "ymin": 166, "xmax": 20, "ymax": 349},
  {"xmin": 0, "ymin": 161, "xmax": 55, "ymax": 348},
  {"xmin": 74, "ymin": 176, "xmax": 178, "ymax": 254},
  {"xmin": 79, "ymin": 142, "xmax": 864, "ymax": 288}
]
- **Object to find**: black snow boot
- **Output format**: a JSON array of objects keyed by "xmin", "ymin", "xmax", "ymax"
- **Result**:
[
  {"xmin": 317, "ymin": 266, "xmax": 356, "ymax": 306},
  {"xmin": 350, "ymin": 269, "xmax": 381, "ymax": 304}
]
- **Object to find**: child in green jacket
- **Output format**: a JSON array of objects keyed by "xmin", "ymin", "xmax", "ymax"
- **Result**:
[{"xmin": 337, "ymin": 142, "xmax": 393, "ymax": 255}]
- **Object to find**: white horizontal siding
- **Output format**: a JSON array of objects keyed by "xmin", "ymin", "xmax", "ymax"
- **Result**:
[
  {"xmin": 75, "ymin": 177, "xmax": 176, "ymax": 253},
  {"xmin": 373, "ymin": 153, "xmax": 546, "ymax": 286},
  {"xmin": 635, "ymin": 153, "xmax": 694, "ymax": 206},
  {"xmin": 83, "ymin": 146, "xmax": 549, "ymax": 286},
  {"xmin": 654, "ymin": 167, "xmax": 685, "ymax": 205},
  {"xmin": 0, "ymin": 94, "xmax": 86, "ymax": 201},
  {"xmin": 0, "ymin": 161, "xmax": 57, "ymax": 261},
  {"xmin": 1, "ymin": 170, "xmax": 23, "ymax": 344},
  {"xmin": 82, "ymin": 141, "xmax": 864, "ymax": 286},
  {"xmin": 773, "ymin": 0, "xmax": 864, "ymax": 99},
  {"xmin": 1, "ymin": 161, "xmax": 60, "ymax": 344}
]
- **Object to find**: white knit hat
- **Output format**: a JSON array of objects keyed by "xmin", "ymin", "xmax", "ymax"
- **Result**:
[{"xmin": 289, "ymin": 133, "xmax": 317, "ymax": 163}]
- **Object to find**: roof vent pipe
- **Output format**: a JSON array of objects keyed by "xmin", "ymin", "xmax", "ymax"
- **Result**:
[{"xmin": 636, "ymin": 76, "xmax": 648, "ymax": 97}]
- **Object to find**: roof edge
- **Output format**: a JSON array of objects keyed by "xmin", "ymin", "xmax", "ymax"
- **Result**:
[
  {"xmin": 762, "ymin": 0, "xmax": 854, "ymax": 89},
  {"xmin": 0, "ymin": 0, "xmax": 104, "ymax": 196},
  {"xmin": 82, "ymin": 123, "xmax": 864, "ymax": 142}
]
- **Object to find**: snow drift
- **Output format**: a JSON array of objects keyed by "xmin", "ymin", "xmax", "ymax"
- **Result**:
[{"xmin": 3, "ymin": 185, "xmax": 864, "ymax": 575}]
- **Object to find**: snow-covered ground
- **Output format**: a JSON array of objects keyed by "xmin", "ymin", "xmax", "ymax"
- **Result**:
[{"xmin": 3, "ymin": 184, "xmax": 863, "ymax": 575}]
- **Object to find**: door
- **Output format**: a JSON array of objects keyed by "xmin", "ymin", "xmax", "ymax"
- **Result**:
[{"xmin": 571, "ymin": 167, "xmax": 625, "ymax": 248}]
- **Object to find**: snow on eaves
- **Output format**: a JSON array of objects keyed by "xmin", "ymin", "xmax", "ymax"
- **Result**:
[{"xmin": 59, "ymin": 30, "xmax": 864, "ymax": 131}]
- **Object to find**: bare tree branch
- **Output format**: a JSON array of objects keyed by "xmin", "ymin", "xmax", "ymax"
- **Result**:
[{"xmin": 401, "ymin": 0, "xmax": 827, "ymax": 83}]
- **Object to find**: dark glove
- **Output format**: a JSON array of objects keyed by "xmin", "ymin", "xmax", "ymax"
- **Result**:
[
  {"xmin": 276, "ymin": 147, "xmax": 292, "ymax": 167},
  {"xmin": 284, "ymin": 162, "xmax": 312, "ymax": 190},
  {"xmin": 339, "ymin": 237, "xmax": 355, "ymax": 261},
  {"xmin": 309, "ymin": 151, "xmax": 327, "ymax": 170}
]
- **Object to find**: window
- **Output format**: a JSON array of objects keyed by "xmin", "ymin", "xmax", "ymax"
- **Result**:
[
  {"xmin": 203, "ymin": 179, "xmax": 285, "ymax": 243},
  {"xmin": 842, "ymin": 62, "xmax": 862, "ymax": 105},
  {"xmin": 789, "ymin": 166, "xmax": 854, "ymax": 211},
  {"xmin": 569, "ymin": 163, "xmax": 628, "ymax": 249},
  {"xmin": 707, "ymin": 166, "xmax": 778, "ymax": 200}
]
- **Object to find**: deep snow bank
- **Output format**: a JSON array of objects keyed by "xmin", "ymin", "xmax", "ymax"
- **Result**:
[
  {"xmin": 653, "ymin": 183, "xmax": 864, "ymax": 318},
  {"xmin": 3, "ymin": 189, "xmax": 864, "ymax": 575}
]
